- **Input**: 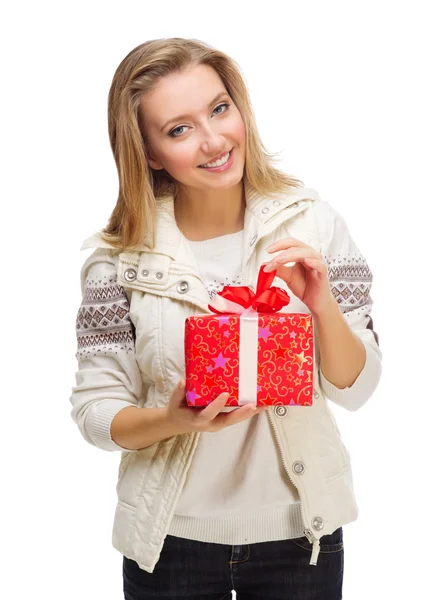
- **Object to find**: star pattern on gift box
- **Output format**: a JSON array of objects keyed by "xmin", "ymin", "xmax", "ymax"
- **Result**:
[
  {"xmin": 271, "ymin": 342, "xmax": 289, "ymax": 361},
  {"xmin": 257, "ymin": 363, "xmax": 265, "ymax": 378},
  {"xmin": 217, "ymin": 316, "xmax": 231, "ymax": 327},
  {"xmin": 228, "ymin": 384, "xmax": 238, "ymax": 399},
  {"xmin": 258, "ymin": 325, "xmax": 272, "ymax": 342},
  {"xmin": 263, "ymin": 391, "xmax": 277, "ymax": 404},
  {"xmin": 298, "ymin": 316, "xmax": 312, "ymax": 332},
  {"xmin": 187, "ymin": 389, "xmax": 201, "ymax": 405},
  {"xmin": 290, "ymin": 350, "xmax": 308, "ymax": 369},
  {"xmin": 190, "ymin": 344, "xmax": 204, "ymax": 360},
  {"xmin": 203, "ymin": 373, "xmax": 218, "ymax": 389},
  {"xmin": 185, "ymin": 310, "xmax": 314, "ymax": 407},
  {"xmin": 213, "ymin": 352, "xmax": 230, "ymax": 370}
]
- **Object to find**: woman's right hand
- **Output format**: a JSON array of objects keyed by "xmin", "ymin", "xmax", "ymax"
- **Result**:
[{"xmin": 166, "ymin": 379, "xmax": 269, "ymax": 433}]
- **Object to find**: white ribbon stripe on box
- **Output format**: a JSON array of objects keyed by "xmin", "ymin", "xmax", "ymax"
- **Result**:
[{"xmin": 208, "ymin": 295, "xmax": 259, "ymax": 406}]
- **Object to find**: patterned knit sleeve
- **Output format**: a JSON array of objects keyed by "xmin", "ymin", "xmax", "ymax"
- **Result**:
[
  {"xmin": 69, "ymin": 248, "xmax": 144, "ymax": 452},
  {"xmin": 314, "ymin": 200, "xmax": 383, "ymax": 411}
]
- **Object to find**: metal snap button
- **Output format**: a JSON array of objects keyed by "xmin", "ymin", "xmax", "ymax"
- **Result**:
[
  {"xmin": 250, "ymin": 234, "xmax": 258, "ymax": 246},
  {"xmin": 177, "ymin": 281, "xmax": 189, "ymax": 294},
  {"xmin": 273, "ymin": 200, "xmax": 281, "ymax": 206},
  {"xmin": 261, "ymin": 207, "xmax": 269, "ymax": 214},
  {"xmin": 274, "ymin": 405, "xmax": 287, "ymax": 418},
  {"xmin": 124, "ymin": 268, "xmax": 137, "ymax": 282},
  {"xmin": 312, "ymin": 517, "xmax": 324, "ymax": 531},
  {"xmin": 141, "ymin": 269, "xmax": 149, "ymax": 277},
  {"xmin": 292, "ymin": 461, "xmax": 305, "ymax": 475},
  {"xmin": 156, "ymin": 272, "xmax": 164, "ymax": 280}
]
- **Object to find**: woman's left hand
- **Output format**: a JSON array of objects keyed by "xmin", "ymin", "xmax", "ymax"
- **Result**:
[{"xmin": 263, "ymin": 237, "xmax": 338, "ymax": 318}]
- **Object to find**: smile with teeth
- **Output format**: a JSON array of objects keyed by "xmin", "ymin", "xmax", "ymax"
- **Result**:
[{"xmin": 199, "ymin": 149, "xmax": 232, "ymax": 168}]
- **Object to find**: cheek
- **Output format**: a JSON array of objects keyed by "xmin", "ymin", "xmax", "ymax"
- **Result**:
[
  {"xmin": 163, "ymin": 145, "xmax": 197, "ymax": 170},
  {"xmin": 232, "ymin": 117, "xmax": 246, "ymax": 145}
]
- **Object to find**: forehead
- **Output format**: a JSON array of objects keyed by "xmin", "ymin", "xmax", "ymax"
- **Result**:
[{"xmin": 140, "ymin": 64, "xmax": 226, "ymax": 130}]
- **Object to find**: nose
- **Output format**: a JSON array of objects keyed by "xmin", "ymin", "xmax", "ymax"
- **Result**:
[{"xmin": 199, "ymin": 122, "xmax": 226, "ymax": 157}]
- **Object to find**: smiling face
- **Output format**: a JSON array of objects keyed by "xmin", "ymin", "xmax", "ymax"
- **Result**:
[{"xmin": 139, "ymin": 64, "xmax": 246, "ymax": 193}]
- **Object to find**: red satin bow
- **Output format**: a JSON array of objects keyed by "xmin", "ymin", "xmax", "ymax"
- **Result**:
[{"xmin": 208, "ymin": 264, "xmax": 290, "ymax": 314}]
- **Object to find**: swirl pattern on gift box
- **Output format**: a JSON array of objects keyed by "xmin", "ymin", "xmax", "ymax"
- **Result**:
[{"xmin": 184, "ymin": 266, "xmax": 314, "ymax": 407}]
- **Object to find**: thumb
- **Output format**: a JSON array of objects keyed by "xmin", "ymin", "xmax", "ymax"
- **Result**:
[
  {"xmin": 169, "ymin": 378, "xmax": 186, "ymax": 407},
  {"xmin": 272, "ymin": 264, "xmax": 293, "ymax": 285}
]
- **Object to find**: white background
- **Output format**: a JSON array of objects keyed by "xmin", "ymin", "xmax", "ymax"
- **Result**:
[{"xmin": 2, "ymin": 1, "xmax": 444, "ymax": 598}]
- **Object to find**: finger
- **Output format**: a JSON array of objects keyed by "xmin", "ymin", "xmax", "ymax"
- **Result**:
[
  {"xmin": 170, "ymin": 379, "xmax": 186, "ymax": 407},
  {"xmin": 264, "ymin": 249, "xmax": 320, "ymax": 273},
  {"xmin": 199, "ymin": 392, "xmax": 230, "ymax": 420},
  {"xmin": 304, "ymin": 257, "xmax": 326, "ymax": 278},
  {"xmin": 214, "ymin": 403, "xmax": 260, "ymax": 426},
  {"xmin": 269, "ymin": 263, "xmax": 294, "ymax": 285},
  {"xmin": 234, "ymin": 403, "xmax": 268, "ymax": 421},
  {"xmin": 266, "ymin": 238, "xmax": 314, "ymax": 253},
  {"xmin": 275, "ymin": 248, "xmax": 321, "ymax": 265},
  {"xmin": 304, "ymin": 257, "xmax": 323, "ymax": 270}
]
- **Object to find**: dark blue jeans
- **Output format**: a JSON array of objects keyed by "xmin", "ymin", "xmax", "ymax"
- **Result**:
[{"xmin": 122, "ymin": 527, "xmax": 344, "ymax": 599}]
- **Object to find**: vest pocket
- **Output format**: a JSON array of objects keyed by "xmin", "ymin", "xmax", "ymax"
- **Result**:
[
  {"xmin": 308, "ymin": 404, "xmax": 351, "ymax": 479},
  {"xmin": 326, "ymin": 409, "xmax": 351, "ymax": 466},
  {"xmin": 116, "ymin": 451, "xmax": 133, "ymax": 494}
]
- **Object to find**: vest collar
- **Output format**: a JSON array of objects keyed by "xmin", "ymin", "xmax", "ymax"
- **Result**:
[{"xmin": 80, "ymin": 180, "xmax": 321, "ymax": 260}]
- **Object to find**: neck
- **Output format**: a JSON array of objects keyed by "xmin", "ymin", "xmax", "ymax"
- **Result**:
[{"xmin": 174, "ymin": 181, "xmax": 245, "ymax": 241}]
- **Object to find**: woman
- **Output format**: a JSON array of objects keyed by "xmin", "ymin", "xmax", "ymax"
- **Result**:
[{"xmin": 70, "ymin": 37, "xmax": 382, "ymax": 599}]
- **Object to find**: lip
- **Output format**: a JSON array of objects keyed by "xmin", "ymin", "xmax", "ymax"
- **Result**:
[{"xmin": 198, "ymin": 148, "xmax": 233, "ymax": 168}]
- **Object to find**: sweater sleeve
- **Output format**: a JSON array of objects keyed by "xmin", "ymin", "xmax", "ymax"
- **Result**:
[
  {"xmin": 314, "ymin": 200, "xmax": 383, "ymax": 411},
  {"xmin": 69, "ymin": 248, "xmax": 144, "ymax": 452}
]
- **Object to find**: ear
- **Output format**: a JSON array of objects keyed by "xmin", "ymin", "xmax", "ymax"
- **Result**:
[
  {"xmin": 142, "ymin": 140, "xmax": 164, "ymax": 171},
  {"xmin": 147, "ymin": 157, "xmax": 164, "ymax": 171}
]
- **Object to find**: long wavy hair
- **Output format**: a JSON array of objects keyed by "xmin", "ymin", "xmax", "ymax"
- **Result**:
[{"xmin": 100, "ymin": 37, "xmax": 304, "ymax": 250}]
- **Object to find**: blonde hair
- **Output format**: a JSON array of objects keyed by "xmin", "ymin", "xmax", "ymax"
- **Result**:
[{"xmin": 100, "ymin": 37, "xmax": 304, "ymax": 250}]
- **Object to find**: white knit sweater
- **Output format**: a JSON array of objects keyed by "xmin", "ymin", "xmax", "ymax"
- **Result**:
[{"xmin": 167, "ymin": 230, "xmax": 305, "ymax": 544}]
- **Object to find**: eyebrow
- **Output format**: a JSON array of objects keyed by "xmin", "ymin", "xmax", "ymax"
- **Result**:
[{"xmin": 160, "ymin": 91, "xmax": 230, "ymax": 132}]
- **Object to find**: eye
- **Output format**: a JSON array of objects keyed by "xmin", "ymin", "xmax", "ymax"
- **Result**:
[
  {"xmin": 213, "ymin": 102, "xmax": 230, "ymax": 115},
  {"xmin": 168, "ymin": 102, "xmax": 231, "ymax": 138},
  {"xmin": 168, "ymin": 125, "xmax": 188, "ymax": 138}
]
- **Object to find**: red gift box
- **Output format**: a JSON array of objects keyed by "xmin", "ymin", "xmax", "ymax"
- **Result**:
[{"xmin": 184, "ymin": 265, "xmax": 314, "ymax": 407}]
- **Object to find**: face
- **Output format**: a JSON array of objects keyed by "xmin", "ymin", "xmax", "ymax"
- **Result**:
[{"xmin": 139, "ymin": 64, "xmax": 246, "ymax": 192}]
